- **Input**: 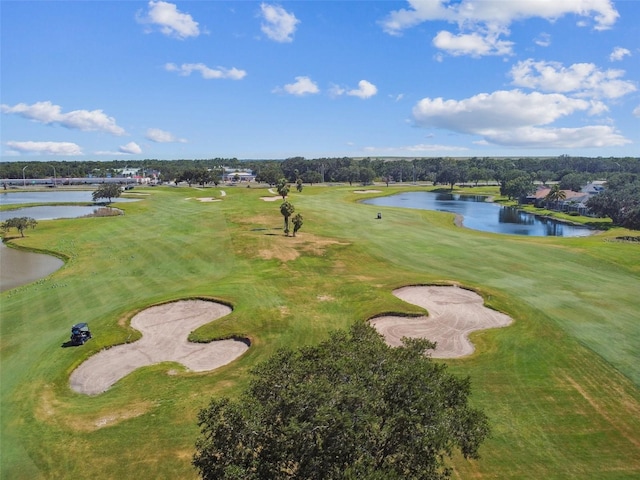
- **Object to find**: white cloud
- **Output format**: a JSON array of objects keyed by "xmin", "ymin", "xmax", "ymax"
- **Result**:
[
  {"xmin": 413, "ymin": 90, "xmax": 588, "ymax": 130},
  {"xmin": 433, "ymin": 29, "xmax": 513, "ymax": 57},
  {"xmin": 329, "ymin": 85, "xmax": 346, "ymax": 97},
  {"xmin": 633, "ymin": 105, "xmax": 640, "ymax": 117},
  {"xmin": 5, "ymin": 140, "xmax": 83, "ymax": 156},
  {"xmin": 146, "ymin": 128, "xmax": 187, "ymax": 143},
  {"xmin": 484, "ymin": 125, "xmax": 629, "ymax": 148},
  {"xmin": 275, "ymin": 76, "xmax": 319, "ymax": 96},
  {"xmin": 119, "ymin": 141, "xmax": 142, "ymax": 154},
  {"xmin": 260, "ymin": 3, "xmax": 299, "ymax": 43},
  {"xmin": 347, "ymin": 80, "xmax": 378, "ymax": 99},
  {"xmin": 364, "ymin": 143, "xmax": 468, "ymax": 154},
  {"xmin": 165, "ymin": 63, "xmax": 246, "ymax": 80},
  {"xmin": 137, "ymin": 1, "xmax": 200, "ymax": 39},
  {"xmin": 534, "ymin": 32, "xmax": 551, "ymax": 47},
  {"xmin": 382, "ymin": 0, "xmax": 619, "ymax": 34},
  {"xmin": 412, "ymin": 89, "xmax": 629, "ymax": 148},
  {"xmin": 1, "ymin": 101, "xmax": 126, "ymax": 135},
  {"xmin": 510, "ymin": 59, "xmax": 636, "ymax": 99},
  {"xmin": 330, "ymin": 80, "xmax": 378, "ymax": 99},
  {"xmin": 609, "ymin": 46, "xmax": 631, "ymax": 61},
  {"xmin": 381, "ymin": 0, "xmax": 618, "ymax": 57}
]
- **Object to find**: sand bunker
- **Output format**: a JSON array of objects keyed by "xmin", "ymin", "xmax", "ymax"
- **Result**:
[
  {"xmin": 70, "ymin": 300, "xmax": 248, "ymax": 395},
  {"xmin": 196, "ymin": 197, "xmax": 221, "ymax": 202},
  {"xmin": 260, "ymin": 196, "xmax": 281, "ymax": 202},
  {"xmin": 370, "ymin": 286, "xmax": 512, "ymax": 358}
]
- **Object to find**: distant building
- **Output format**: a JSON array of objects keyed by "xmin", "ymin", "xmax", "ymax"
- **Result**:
[
  {"xmin": 221, "ymin": 168, "xmax": 255, "ymax": 182},
  {"xmin": 119, "ymin": 168, "xmax": 140, "ymax": 177},
  {"xmin": 528, "ymin": 181, "xmax": 606, "ymax": 216}
]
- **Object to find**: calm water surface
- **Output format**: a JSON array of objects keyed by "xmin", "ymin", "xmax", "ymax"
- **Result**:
[
  {"xmin": 0, "ymin": 190, "xmax": 128, "ymax": 291},
  {"xmin": 0, "ymin": 191, "xmax": 138, "ymax": 205},
  {"xmin": 0, "ymin": 242, "xmax": 64, "ymax": 292},
  {"xmin": 363, "ymin": 191, "xmax": 593, "ymax": 237},
  {"xmin": 0, "ymin": 205, "xmax": 120, "ymax": 221}
]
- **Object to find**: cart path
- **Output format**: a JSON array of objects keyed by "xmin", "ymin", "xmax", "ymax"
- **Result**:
[
  {"xmin": 370, "ymin": 286, "xmax": 512, "ymax": 358},
  {"xmin": 70, "ymin": 300, "xmax": 248, "ymax": 395}
]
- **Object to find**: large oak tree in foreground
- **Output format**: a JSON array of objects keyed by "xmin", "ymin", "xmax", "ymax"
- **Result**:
[{"xmin": 193, "ymin": 323, "xmax": 489, "ymax": 480}]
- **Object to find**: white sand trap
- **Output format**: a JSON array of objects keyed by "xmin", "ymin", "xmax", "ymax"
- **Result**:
[
  {"xmin": 196, "ymin": 197, "xmax": 221, "ymax": 202},
  {"xmin": 353, "ymin": 190, "xmax": 382, "ymax": 193},
  {"xmin": 370, "ymin": 286, "xmax": 512, "ymax": 358},
  {"xmin": 268, "ymin": 188, "xmax": 277, "ymax": 194},
  {"xmin": 70, "ymin": 300, "xmax": 248, "ymax": 395},
  {"xmin": 220, "ymin": 190, "xmax": 226, "ymax": 196},
  {"xmin": 260, "ymin": 196, "xmax": 281, "ymax": 202}
]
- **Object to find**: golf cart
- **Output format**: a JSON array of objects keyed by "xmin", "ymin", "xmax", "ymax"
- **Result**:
[{"xmin": 70, "ymin": 323, "xmax": 92, "ymax": 345}]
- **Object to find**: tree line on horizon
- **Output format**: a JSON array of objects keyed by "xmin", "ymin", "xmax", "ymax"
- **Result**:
[
  {"xmin": 2, "ymin": 156, "xmax": 638, "ymax": 229},
  {"xmin": 2, "ymin": 155, "xmax": 639, "ymax": 187}
]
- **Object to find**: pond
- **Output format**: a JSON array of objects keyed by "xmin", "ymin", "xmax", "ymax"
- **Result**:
[
  {"xmin": 0, "ymin": 191, "xmax": 138, "ymax": 205},
  {"xmin": 0, "ymin": 190, "xmax": 129, "ymax": 291},
  {"xmin": 0, "ymin": 242, "xmax": 64, "ymax": 292},
  {"xmin": 0, "ymin": 205, "xmax": 121, "ymax": 222},
  {"xmin": 363, "ymin": 191, "xmax": 593, "ymax": 237}
]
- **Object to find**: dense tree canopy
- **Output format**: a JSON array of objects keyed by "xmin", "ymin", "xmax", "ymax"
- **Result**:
[
  {"xmin": 92, "ymin": 183, "xmax": 122, "ymax": 203},
  {"xmin": 193, "ymin": 323, "xmax": 490, "ymax": 480},
  {"xmin": 1, "ymin": 217, "xmax": 37, "ymax": 237},
  {"xmin": 560, "ymin": 172, "xmax": 591, "ymax": 192},
  {"xmin": 435, "ymin": 162, "xmax": 462, "ymax": 190},
  {"xmin": 256, "ymin": 164, "xmax": 285, "ymax": 186},
  {"xmin": 302, "ymin": 170, "xmax": 323, "ymax": 185},
  {"xmin": 2, "ymin": 156, "xmax": 638, "ymax": 186},
  {"xmin": 503, "ymin": 176, "xmax": 536, "ymax": 203},
  {"xmin": 587, "ymin": 174, "xmax": 640, "ymax": 230}
]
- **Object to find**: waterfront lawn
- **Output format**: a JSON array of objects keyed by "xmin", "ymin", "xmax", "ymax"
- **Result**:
[{"xmin": 1, "ymin": 184, "xmax": 639, "ymax": 479}]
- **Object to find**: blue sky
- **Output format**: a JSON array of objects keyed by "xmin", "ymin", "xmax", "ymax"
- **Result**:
[{"xmin": 1, "ymin": 0, "xmax": 638, "ymax": 161}]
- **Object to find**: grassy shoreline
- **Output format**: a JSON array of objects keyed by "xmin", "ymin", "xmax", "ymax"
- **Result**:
[{"xmin": 1, "ymin": 184, "xmax": 639, "ymax": 479}]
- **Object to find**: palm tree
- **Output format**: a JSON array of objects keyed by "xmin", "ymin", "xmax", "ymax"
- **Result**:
[
  {"xmin": 545, "ymin": 184, "xmax": 566, "ymax": 211},
  {"xmin": 276, "ymin": 178, "xmax": 290, "ymax": 200},
  {"xmin": 292, "ymin": 213, "xmax": 303, "ymax": 237},
  {"xmin": 280, "ymin": 201, "xmax": 295, "ymax": 236}
]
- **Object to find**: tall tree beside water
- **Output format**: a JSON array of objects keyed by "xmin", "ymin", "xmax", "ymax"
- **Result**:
[
  {"xmin": 92, "ymin": 183, "xmax": 122, "ymax": 203},
  {"xmin": 1, "ymin": 217, "xmax": 37, "ymax": 238}
]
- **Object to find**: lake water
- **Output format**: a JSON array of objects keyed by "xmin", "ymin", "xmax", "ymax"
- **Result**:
[
  {"xmin": 0, "ymin": 205, "xmax": 120, "ymax": 221},
  {"xmin": 0, "ymin": 191, "xmax": 138, "ymax": 205},
  {"xmin": 0, "ymin": 242, "xmax": 64, "ymax": 292},
  {"xmin": 363, "ymin": 191, "xmax": 593, "ymax": 237},
  {"xmin": 0, "ymin": 190, "xmax": 127, "ymax": 291}
]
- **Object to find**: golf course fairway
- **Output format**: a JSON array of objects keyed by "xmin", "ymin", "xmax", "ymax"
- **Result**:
[{"xmin": 1, "ymin": 184, "xmax": 639, "ymax": 479}]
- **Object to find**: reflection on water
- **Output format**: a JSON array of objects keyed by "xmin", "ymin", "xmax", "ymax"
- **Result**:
[
  {"xmin": 363, "ymin": 191, "xmax": 592, "ymax": 237},
  {"xmin": 499, "ymin": 208, "xmax": 534, "ymax": 225},
  {"xmin": 0, "ymin": 191, "xmax": 138, "ymax": 205},
  {"xmin": 0, "ymin": 190, "xmax": 127, "ymax": 291},
  {"xmin": 0, "ymin": 205, "xmax": 120, "ymax": 221},
  {"xmin": 0, "ymin": 242, "xmax": 64, "ymax": 292}
]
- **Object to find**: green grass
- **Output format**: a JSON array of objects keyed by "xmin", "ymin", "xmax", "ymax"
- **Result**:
[{"xmin": 1, "ymin": 184, "xmax": 639, "ymax": 479}]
